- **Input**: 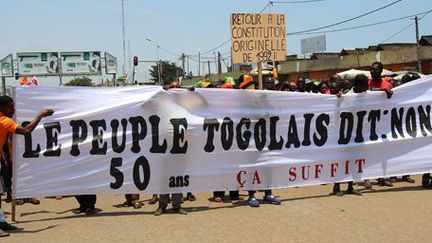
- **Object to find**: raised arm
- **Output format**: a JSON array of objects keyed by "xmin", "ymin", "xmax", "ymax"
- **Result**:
[{"xmin": 15, "ymin": 109, "xmax": 54, "ymax": 135}]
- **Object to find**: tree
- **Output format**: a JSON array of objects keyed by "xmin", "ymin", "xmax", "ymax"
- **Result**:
[
  {"xmin": 65, "ymin": 77, "xmax": 93, "ymax": 86},
  {"xmin": 149, "ymin": 61, "xmax": 183, "ymax": 84}
]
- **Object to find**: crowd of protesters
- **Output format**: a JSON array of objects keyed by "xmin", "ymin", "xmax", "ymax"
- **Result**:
[
  {"xmin": 0, "ymin": 61, "xmax": 430, "ymax": 237},
  {"xmin": 192, "ymin": 61, "xmax": 428, "ymax": 198}
]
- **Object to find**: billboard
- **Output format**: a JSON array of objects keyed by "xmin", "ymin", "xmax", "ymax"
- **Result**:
[
  {"xmin": 301, "ymin": 35, "xmax": 326, "ymax": 55},
  {"xmin": 105, "ymin": 52, "xmax": 117, "ymax": 74},
  {"xmin": 1, "ymin": 54, "xmax": 14, "ymax": 77},
  {"xmin": 17, "ymin": 52, "xmax": 60, "ymax": 76},
  {"xmin": 231, "ymin": 13, "xmax": 287, "ymax": 64},
  {"xmin": 60, "ymin": 51, "xmax": 102, "ymax": 75}
]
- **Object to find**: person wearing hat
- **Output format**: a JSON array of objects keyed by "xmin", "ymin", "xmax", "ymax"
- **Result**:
[
  {"xmin": 221, "ymin": 77, "xmax": 235, "ymax": 89},
  {"xmin": 238, "ymin": 74, "xmax": 255, "ymax": 90}
]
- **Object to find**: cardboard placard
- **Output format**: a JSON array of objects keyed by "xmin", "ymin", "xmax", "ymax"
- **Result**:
[{"xmin": 231, "ymin": 13, "xmax": 287, "ymax": 64}]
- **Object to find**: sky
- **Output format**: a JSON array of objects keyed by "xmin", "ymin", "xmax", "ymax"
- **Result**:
[{"xmin": 0, "ymin": 0, "xmax": 431, "ymax": 86}]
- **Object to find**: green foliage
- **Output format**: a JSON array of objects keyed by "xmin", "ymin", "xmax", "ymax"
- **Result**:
[
  {"xmin": 117, "ymin": 75, "xmax": 127, "ymax": 81},
  {"xmin": 149, "ymin": 61, "xmax": 183, "ymax": 84},
  {"xmin": 66, "ymin": 77, "xmax": 93, "ymax": 86}
]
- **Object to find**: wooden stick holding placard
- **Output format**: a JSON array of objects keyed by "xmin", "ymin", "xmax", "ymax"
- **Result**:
[{"xmin": 258, "ymin": 62, "xmax": 263, "ymax": 90}]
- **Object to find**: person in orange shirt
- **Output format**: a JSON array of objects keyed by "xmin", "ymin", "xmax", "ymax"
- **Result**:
[{"xmin": 0, "ymin": 95, "xmax": 54, "ymax": 237}]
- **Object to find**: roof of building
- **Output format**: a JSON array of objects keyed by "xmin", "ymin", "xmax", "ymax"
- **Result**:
[
  {"xmin": 340, "ymin": 48, "xmax": 369, "ymax": 56},
  {"xmin": 368, "ymin": 43, "xmax": 417, "ymax": 51},
  {"xmin": 420, "ymin": 35, "xmax": 432, "ymax": 46},
  {"xmin": 310, "ymin": 52, "xmax": 340, "ymax": 60}
]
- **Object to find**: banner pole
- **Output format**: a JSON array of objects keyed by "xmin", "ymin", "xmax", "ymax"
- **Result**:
[{"xmin": 11, "ymin": 199, "xmax": 16, "ymax": 222}]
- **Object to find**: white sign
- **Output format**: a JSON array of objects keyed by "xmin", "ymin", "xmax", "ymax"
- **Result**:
[
  {"xmin": 1, "ymin": 54, "xmax": 14, "ymax": 77},
  {"xmin": 60, "ymin": 51, "xmax": 101, "ymax": 75},
  {"xmin": 301, "ymin": 35, "xmax": 326, "ymax": 55},
  {"xmin": 17, "ymin": 52, "xmax": 60, "ymax": 76},
  {"xmin": 12, "ymin": 76, "xmax": 432, "ymax": 198},
  {"xmin": 105, "ymin": 52, "xmax": 117, "ymax": 74}
]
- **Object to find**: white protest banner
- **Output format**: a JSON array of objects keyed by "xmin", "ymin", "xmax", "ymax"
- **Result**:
[
  {"xmin": 13, "ymin": 76, "xmax": 432, "ymax": 198},
  {"xmin": 17, "ymin": 52, "xmax": 60, "ymax": 76},
  {"xmin": 231, "ymin": 13, "xmax": 287, "ymax": 64}
]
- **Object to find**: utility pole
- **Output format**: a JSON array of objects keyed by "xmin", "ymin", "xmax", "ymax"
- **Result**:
[
  {"xmin": 128, "ymin": 40, "xmax": 131, "ymax": 80},
  {"xmin": 198, "ymin": 52, "xmax": 201, "ymax": 76},
  {"xmin": 187, "ymin": 55, "xmax": 190, "ymax": 77},
  {"xmin": 214, "ymin": 52, "xmax": 218, "ymax": 77},
  {"xmin": 208, "ymin": 60, "xmax": 211, "ymax": 78},
  {"xmin": 121, "ymin": 0, "xmax": 126, "ymax": 76},
  {"xmin": 217, "ymin": 51, "xmax": 222, "ymax": 81},
  {"xmin": 415, "ymin": 16, "xmax": 422, "ymax": 73},
  {"xmin": 181, "ymin": 53, "xmax": 186, "ymax": 78}
]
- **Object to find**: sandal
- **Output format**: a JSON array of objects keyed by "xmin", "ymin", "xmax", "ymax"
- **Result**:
[
  {"xmin": 27, "ymin": 198, "xmax": 40, "ymax": 205},
  {"xmin": 0, "ymin": 229, "xmax": 9, "ymax": 237},
  {"xmin": 230, "ymin": 196, "xmax": 244, "ymax": 201},
  {"xmin": 213, "ymin": 196, "xmax": 223, "ymax": 202},
  {"xmin": 186, "ymin": 193, "xmax": 196, "ymax": 201},
  {"xmin": 5, "ymin": 195, "xmax": 12, "ymax": 203},
  {"xmin": 132, "ymin": 201, "xmax": 143, "ymax": 209},
  {"xmin": 149, "ymin": 195, "xmax": 158, "ymax": 205},
  {"xmin": 15, "ymin": 199, "xmax": 25, "ymax": 205},
  {"xmin": 403, "ymin": 175, "xmax": 415, "ymax": 183},
  {"xmin": 121, "ymin": 201, "xmax": 132, "ymax": 207}
]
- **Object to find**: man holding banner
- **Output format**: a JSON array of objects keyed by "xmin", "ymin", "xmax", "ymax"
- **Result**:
[
  {"xmin": 0, "ymin": 95, "xmax": 54, "ymax": 236},
  {"xmin": 155, "ymin": 80, "xmax": 190, "ymax": 216}
]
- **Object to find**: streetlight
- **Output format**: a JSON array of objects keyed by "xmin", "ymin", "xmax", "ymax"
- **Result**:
[
  {"xmin": 121, "ymin": 0, "xmax": 126, "ymax": 76},
  {"xmin": 146, "ymin": 38, "xmax": 162, "ymax": 85}
]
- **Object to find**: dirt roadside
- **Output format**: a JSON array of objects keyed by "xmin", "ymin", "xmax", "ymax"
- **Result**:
[{"xmin": 1, "ymin": 175, "xmax": 431, "ymax": 243}]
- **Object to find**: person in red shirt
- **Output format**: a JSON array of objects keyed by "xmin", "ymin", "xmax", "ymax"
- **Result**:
[
  {"xmin": 368, "ymin": 61, "xmax": 393, "ymax": 98},
  {"xmin": 370, "ymin": 62, "xmax": 416, "ymax": 185},
  {"xmin": 369, "ymin": 62, "xmax": 399, "ymax": 187}
]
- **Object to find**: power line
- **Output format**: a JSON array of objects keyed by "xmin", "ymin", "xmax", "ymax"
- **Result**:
[
  {"xmin": 193, "ymin": 40, "xmax": 231, "ymax": 56},
  {"xmin": 288, "ymin": 0, "xmax": 402, "ymax": 35},
  {"xmin": 287, "ymin": 9, "xmax": 432, "ymax": 36},
  {"xmin": 185, "ymin": 8, "xmax": 428, "ymax": 61},
  {"xmin": 259, "ymin": 2, "xmax": 272, "ymax": 13},
  {"xmin": 190, "ymin": 1, "xmax": 274, "ymax": 57},
  {"xmin": 379, "ymin": 23, "xmax": 414, "ymax": 44},
  {"xmin": 157, "ymin": 45, "xmax": 182, "ymax": 57},
  {"xmin": 380, "ymin": 9, "xmax": 432, "ymax": 44},
  {"xmin": 190, "ymin": 0, "xmax": 402, "ymax": 57},
  {"xmin": 271, "ymin": 0, "xmax": 325, "ymax": 4}
]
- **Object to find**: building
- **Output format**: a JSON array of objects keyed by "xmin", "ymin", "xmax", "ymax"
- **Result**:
[{"xmin": 277, "ymin": 35, "xmax": 432, "ymax": 82}]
